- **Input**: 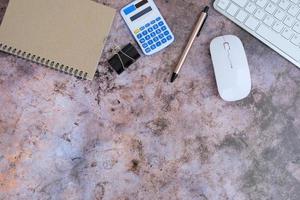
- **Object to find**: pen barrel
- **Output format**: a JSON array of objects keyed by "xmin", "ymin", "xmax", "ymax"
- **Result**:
[{"xmin": 174, "ymin": 12, "xmax": 207, "ymax": 74}]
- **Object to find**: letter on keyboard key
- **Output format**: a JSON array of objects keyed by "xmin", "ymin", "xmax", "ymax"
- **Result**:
[
  {"xmin": 291, "ymin": 34, "xmax": 300, "ymax": 46},
  {"xmin": 245, "ymin": 16, "xmax": 260, "ymax": 30},
  {"xmin": 257, "ymin": 24, "xmax": 300, "ymax": 61},
  {"xmin": 293, "ymin": 22, "xmax": 300, "ymax": 33},
  {"xmin": 279, "ymin": 0, "xmax": 290, "ymax": 10},
  {"xmin": 218, "ymin": 0, "xmax": 230, "ymax": 9},
  {"xmin": 236, "ymin": 10, "xmax": 249, "ymax": 22},
  {"xmin": 254, "ymin": 9, "xmax": 266, "ymax": 20},
  {"xmin": 265, "ymin": 3, "xmax": 277, "ymax": 15},
  {"xmin": 227, "ymin": 4, "xmax": 239, "ymax": 16},
  {"xmin": 273, "ymin": 21, "xmax": 284, "ymax": 32},
  {"xmin": 232, "ymin": 0, "xmax": 248, "ymax": 7},
  {"xmin": 245, "ymin": 2, "xmax": 257, "ymax": 13}
]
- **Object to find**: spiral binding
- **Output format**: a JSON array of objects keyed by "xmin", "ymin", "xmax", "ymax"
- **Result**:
[{"xmin": 0, "ymin": 43, "xmax": 88, "ymax": 79}]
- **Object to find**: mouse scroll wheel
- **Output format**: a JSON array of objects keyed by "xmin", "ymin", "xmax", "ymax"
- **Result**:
[{"xmin": 223, "ymin": 42, "xmax": 230, "ymax": 51}]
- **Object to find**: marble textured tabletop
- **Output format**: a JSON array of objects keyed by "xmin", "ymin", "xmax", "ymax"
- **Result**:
[{"xmin": 1, "ymin": 0, "xmax": 300, "ymax": 199}]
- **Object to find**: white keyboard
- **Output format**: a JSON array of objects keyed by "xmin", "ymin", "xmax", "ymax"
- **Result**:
[{"xmin": 214, "ymin": 0, "xmax": 300, "ymax": 68}]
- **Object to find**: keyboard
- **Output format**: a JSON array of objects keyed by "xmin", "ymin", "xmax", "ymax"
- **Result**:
[{"xmin": 214, "ymin": 0, "xmax": 300, "ymax": 68}]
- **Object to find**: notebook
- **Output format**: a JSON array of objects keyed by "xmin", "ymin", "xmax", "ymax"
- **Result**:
[{"xmin": 0, "ymin": 0, "xmax": 115, "ymax": 80}]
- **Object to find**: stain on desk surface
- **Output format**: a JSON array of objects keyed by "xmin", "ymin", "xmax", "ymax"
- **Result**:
[{"xmin": 1, "ymin": 0, "xmax": 300, "ymax": 199}]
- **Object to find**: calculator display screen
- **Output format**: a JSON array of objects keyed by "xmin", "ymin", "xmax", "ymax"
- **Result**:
[{"xmin": 130, "ymin": 6, "xmax": 152, "ymax": 21}]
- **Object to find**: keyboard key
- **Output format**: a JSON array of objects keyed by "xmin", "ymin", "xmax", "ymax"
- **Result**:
[
  {"xmin": 256, "ymin": 0, "xmax": 268, "ymax": 7},
  {"xmin": 140, "ymin": 26, "xmax": 145, "ymax": 31},
  {"xmin": 145, "ymin": 48, "xmax": 151, "ymax": 53},
  {"xmin": 140, "ymin": 38, "xmax": 145, "ymax": 43},
  {"xmin": 282, "ymin": 28, "xmax": 294, "ymax": 39},
  {"xmin": 162, "ymin": 38, "xmax": 167, "ymax": 43},
  {"xmin": 164, "ymin": 31, "xmax": 170, "ymax": 36},
  {"xmin": 236, "ymin": 10, "xmax": 249, "ymax": 22},
  {"xmin": 274, "ymin": 9, "xmax": 287, "ymax": 21},
  {"xmin": 150, "ymin": 32, "xmax": 156, "ymax": 37},
  {"xmin": 245, "ymin": 16, "xmax": 260, "ymax": 30},
  {"xmin": 227, "ymin": 4, "xmax": 239, "ymax": 16},
  {"xmin": 167, "ymin": 35, "xmax": 173, "ymax": 40},
  {"xmin": 148, "ymin": 27, "xmax": 154, "ymax": 32},
  {"xmin": 291, "ymin": 34, "xmax": 300, "ymax": 46},
  {"xmin": 265, "ymin": 3, "xmax": 277, "ymax": 14},
  {"xmin": 232, "ymin": 0, "xmax": 248, "ymax": 7},
  {"xmin": 151, "ymin": 45, "xmax": 156, "ymax": 50},
  {"xmin": 291, "ymin": 0, "xmax": 299, "ymax": 4},
  {"xmin": 284, "ymin": 16, "xmax": 295, "ymax": 27},
  {"xmin": 161, "ymin": 26, "xmax": 167, "ymax": 31},
  {"xmin": 137, "ymin": 33, "xmax": 143, "ymax": 39},
  {"xmin": 151, "ymin": 20, "xmax": 156, "ymax": 24},
  {"xmin": 278, "ymin": 0, "xmax": 290, "ymax": 10},
  {"xmin": 156, "ymin": 29, "xmax": 162, "ymax": 34},
  {"xmin": 273, "ymin": 21, "xmax": 284, "ymax": 32},
  {"xmin": 293, "ymin": 22, "xmax": 300, "ymax": 33},
  {"xmin": 145, "ymin": 35, "xmax": 151, "ymax": 40},
  {"xmin": 271, "ymin": 0, "xmax": 279, "ymax": 3},
  {"xmin": 156, "ymin": 41, "xmax": 162, "ymax": 47},
  {"xmin": 153, "ymin": 37, "xmax": 159, "ymax": 42},
  {"xmin": 156, "ymin": 17, "xmax": 161, "ymax": 21},
  {"xmin": 142, "ymin": 43, "xmax": 148, "ymax": 48},
  {"xmin": 245, "ymin": 2, "xmax": 257, "ymax": 13},
  {"xmin": 254, "ymin": 9, "xmax": 266, "ymax": 20},
  {"xmin": 158, "ymin": 34, "xmax": 164, "ymax": 39},
  {"xmin": 148, "ymin": 40, "xmax": 154, "ymax": 45},
  {"xmin": 218, "ymin": 0, "xmax": 230, "ymax": 9},
  {"xmin": 145, "ymin": 23, "xmax": 151, "ymax": 27},
  {"xmin": 288, "ymin": 5, "xmax": 299, "ymax": 17},
  {"xmin": 256, "ymin": 24, "xmax": 300, "ymax": 60},
  {"xmin": 158, "ymin": 21, "xmax": 164, "ymax": 26},
  {"xmin": 153, "ymin": 24, "xmax": 159, "ymax": 29},
  {"xmin": 264, "ymin": 15, "xmax": 275, "ymax": 26},
  {"xmin": 142, "ymin": 30, "xmax": 148, "ymax": 35}
]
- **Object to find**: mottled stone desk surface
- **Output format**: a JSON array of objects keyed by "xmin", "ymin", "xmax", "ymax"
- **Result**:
[{"xmin": 1, "ymin": 0, "xmax": 300, "ymax": 199}]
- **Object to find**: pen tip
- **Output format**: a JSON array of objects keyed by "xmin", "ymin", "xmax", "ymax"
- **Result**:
[
  {"xmin": 203, "ymin": 6, "xmax": 209, "ymax": 13},
  {"xmin": 170, "ymin": 73, "xmax": 178, "ymax": 83}
]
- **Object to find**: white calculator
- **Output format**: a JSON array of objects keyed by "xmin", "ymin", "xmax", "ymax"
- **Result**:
[{"xmin": 121, "ymin": 0, "xmax": 175, "ymax": 55}]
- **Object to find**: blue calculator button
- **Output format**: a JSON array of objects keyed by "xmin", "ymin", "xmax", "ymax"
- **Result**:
[
  {"xmin": 153, "ymin": 24, "xmax": 159, "ymax": 29},
  {"xmin": 140, "ymin": 26, "xmax": 145, "ymax": 31},
  {"xmin": 161, "ymin": 26, "xmax": 167, "ymax": 31},
  {"xmin": 151, "ymin": 45, "xmax": 156, "ymax": 50},
  {"xmin": 137, "ymin": 33, "xmax": 143, "ymax": 39},
  {"xmin": 156, "ymin": 41, "xmax": 162, "ymax": 47},
  {"xmin": 142, "ymin": 43, "xmax": 148, "ymax": 48},
  {"xmin": 145, "ymin": 48, "xmax": 151, "ymax": 53},
  {"xmin": 151, "ymin": 20, "xmax": 156, "ymax": 24},
  {"xmin": 161, "ymin": 38, "xmax": 167, "ymax": 43},
  {"xmin": 140, "ymin": 38, "xmax": 145, "ymax": 43},
  {"xmin": 158, "ymin": 21, "xmax": 164, "ymax": 26},
  {"xmin": 145, "ymin": 35, "xmax": 151, "ymax": 40},
  {"xmin": 164, "ymin": 31, "xmax": 170, "ymax": 36},
  {"xmin": 156, "ymin": 17, "xmax": 161, "ymax": 21},
  {"xmin": 153, "ymin": 37, "xmax": 159, "ymax": 42},
  {"xmin": 167, "ymin": 35, "xmax": 173, "ymax": 41},
  {"xmin": 148, "ymin": 27, "xmax": 154, "ymax": 32},
  {"xmin": 150, "ymin": 32, "xmax": 156, "ymax": 37},
  {"xmin": 148, "ymin": 40, "xmax": 154, "ymax": 45},
  {"xmin": 142, "ymin": 30, "xmax": 148, "ymax": 35},
  {"xmin": 156, "ymin": 29, "xmax": 161, "ymax": 34},
  {"xmin": 158, "ymin": 34, "xmax": 164, "ymax": 39},
  {"xmin": 145, "ymin": 23, "xmax": 151, "ymax": 27}
]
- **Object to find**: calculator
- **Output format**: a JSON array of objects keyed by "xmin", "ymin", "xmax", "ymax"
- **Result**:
[{"xmin": 121, "ymin": 0, "xmax": 175, "ymax": 55}]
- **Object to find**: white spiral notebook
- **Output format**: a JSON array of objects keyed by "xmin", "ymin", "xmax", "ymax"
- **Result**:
[{"xmin": 0, "ymin": 0, "xmax": 115, "ymax": 80}]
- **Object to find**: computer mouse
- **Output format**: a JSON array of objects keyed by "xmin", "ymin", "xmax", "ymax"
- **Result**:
[{"xmin": 210, "ymin": 35, "xmax": 251, "ymax": 102}]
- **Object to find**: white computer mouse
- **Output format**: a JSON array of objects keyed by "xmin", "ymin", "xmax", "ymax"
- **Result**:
[{"xmin": 210, "ymin": 35, "xmax": 251, "ymax": 102}]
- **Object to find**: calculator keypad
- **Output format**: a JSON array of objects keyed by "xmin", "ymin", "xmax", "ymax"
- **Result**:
[{"xmin": 135, "ymin": 17, "xmax": 173, "ymax": 54}]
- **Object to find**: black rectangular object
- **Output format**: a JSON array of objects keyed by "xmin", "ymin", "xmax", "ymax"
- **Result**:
[
  {"xmin": 130, "ymin": 6, "xmax": 152, "ymax": 21},
  {"xmin": 136, "ymin": 0, "xmax": 148, "ymax": 8},
  {"xmin": 108, "ymin": 43, "xmax": 140, "ymax": 75}
]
